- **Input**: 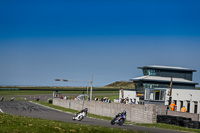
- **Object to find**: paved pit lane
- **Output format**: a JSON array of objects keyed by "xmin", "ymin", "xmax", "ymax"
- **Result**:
[{"xmin": 0, "ymin": 101, "xmax": 185, "ymax": 133}]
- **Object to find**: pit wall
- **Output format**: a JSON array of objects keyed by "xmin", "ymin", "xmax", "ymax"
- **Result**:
[{"xmin": 53, "ymin": 98, "xmax": 157, "ymax": 123}]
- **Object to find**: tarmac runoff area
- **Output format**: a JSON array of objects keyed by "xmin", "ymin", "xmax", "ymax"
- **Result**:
[{"xmin": 0, "ymin": 101, "xmax": 186, "ymax": 133}]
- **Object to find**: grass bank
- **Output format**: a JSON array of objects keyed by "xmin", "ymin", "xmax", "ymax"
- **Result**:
[{"xmin": 0, "ymin": 113, "xmax": 139, "ymax": 133}]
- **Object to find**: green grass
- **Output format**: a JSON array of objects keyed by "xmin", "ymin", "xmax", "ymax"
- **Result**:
[
  {"xmin": 0, "ymin": 90, "xmax": 119, "ymax": 102},
  {"xmin": 0, "ymin": 86, "xmax": 121, "ymax": 91},
  {"xmin": 0, "ymin": 90, "xmax": 118, "ymax": 95},
  {"xmin": 0, "ymin": 113, "xmax": 140, "ymax": 133},
  {"xmin": 35, "ymin": 101, "xmax": 200, "ymax": 133},
  {"xmin": 0, "ymin": 91, "xmax": 51, "ymax": 95}
]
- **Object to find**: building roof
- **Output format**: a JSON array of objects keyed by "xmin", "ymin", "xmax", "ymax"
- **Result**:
[
  {"xmin": 131, "ymin": 76, "xmax": 198, "ymax": 85},
  {"xmin": 138, "ymin": 65, "xmax": 196, "ymax": 72}
]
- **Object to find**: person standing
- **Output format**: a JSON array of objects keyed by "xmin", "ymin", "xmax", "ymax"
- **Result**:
[
  {"xmin": 170, "ymin": 101, "xmax": 176, "ymax": 111},
  {"xmin": 181, "ymin": 106, "xmax": 186, "ymax": 112}
]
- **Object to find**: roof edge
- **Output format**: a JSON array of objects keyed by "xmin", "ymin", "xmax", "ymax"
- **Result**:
[
  {"xmin": 138, "ymin": 65, "xmax": 196, "ymax": 72},
  {"xmin": 130, "ymin": 76, "xmax": 198, "ymax": 85}
]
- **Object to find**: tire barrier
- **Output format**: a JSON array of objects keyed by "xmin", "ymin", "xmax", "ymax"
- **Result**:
[{"xmin": 157, "ymin": 115, "xmax": 200, "ymax": 129}]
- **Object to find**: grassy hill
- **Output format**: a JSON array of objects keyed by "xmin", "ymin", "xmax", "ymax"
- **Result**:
[{"xmin": 104, "ymin": 81, "xmax": 135, "ymax": 89}]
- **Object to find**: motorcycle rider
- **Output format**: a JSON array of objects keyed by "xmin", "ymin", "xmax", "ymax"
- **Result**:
[
  {"xmin": 116, "ymin": 110, "xmax": 126, "ymax": 118},
  {"xmin": 111, "ymin": 110, "xmax": 126, "ymax": 125},
  {"xmin": 76, "ymin": 108, "xmax": 88, "ymax": 117},
  {"xmin": 73, "ymin": 108, "xmax": 88, "ymax": 121}
]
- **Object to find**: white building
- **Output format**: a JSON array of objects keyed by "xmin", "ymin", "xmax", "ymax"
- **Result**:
[{"xmin": 119, "ymin": 65, "xmax": 200, "ymax": 114}]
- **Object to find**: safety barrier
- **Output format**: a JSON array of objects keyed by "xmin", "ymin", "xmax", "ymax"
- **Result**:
[{"xmin": 157, "ymin": 115, "xmax": 200, "ymax": 129}]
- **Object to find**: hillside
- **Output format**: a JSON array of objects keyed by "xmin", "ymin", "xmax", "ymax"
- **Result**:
[{"xmin": 104, "ymin": 81, "xmax": 135, "ymax": 89}]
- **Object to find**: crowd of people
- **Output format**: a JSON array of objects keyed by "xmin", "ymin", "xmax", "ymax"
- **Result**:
[
  {"xmin": 59, "ymin": 95, "xmax": 112, "ymax": 103},
  {"xmin": 94, "ymin": 96, "xmax": 111, "ymax": 103},
  {"xmin": 120, "ymin": 97, "xmax": 135, "ymax": 104}
]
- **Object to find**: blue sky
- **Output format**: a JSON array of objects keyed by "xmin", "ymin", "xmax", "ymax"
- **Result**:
[{"xmin": 0, "ymin": 0, "xmax": 200, "ymax": 87}]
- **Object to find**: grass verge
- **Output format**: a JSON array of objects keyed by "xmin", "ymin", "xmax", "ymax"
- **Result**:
[{"xmin": 0, "ymin": 113, "xmax": 139, "ymax": 133}]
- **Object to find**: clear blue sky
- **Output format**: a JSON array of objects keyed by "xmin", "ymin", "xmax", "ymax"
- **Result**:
[{"xmin": 0, "ymin": 0, "xmax": 200, "ymax": 87}]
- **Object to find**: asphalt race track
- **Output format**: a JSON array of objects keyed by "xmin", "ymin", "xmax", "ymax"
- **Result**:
[{"xmin": 0, "ymin": 101, "xmax": 184, "ymax": 133}]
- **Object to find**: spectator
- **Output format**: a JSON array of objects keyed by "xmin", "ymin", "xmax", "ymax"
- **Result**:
[
  {"xmin": 170, "ymin": 101, "xmax": 176, "ymax": 111},
  {"xmin": 103, "ymin": 97, "xmax": 108, "ymax": 102},
  {"xmin": 94, "ymin": 97, "xmax": 98, "ymax": 101},
  {"xmin": 100, "ymin": 97, "xmax": 103, "ymax": 102},
  {"xmin": 125, "ymin": 97, "xmax": 129, "ymax": 104},
  {"xmin": 105, "ymin": 99, "xmax": 108, "ymax": 103},
  {"xmin": 108, "ymin": 99, "xmax": 111, "ymax": 103},
  {"xmin": 120, "ymin": 98, "xmax": 125, "ymax": 103},
  {"xmin": 126, "ymin": 97, "xmax": 129, "ymax": 102},
  {"xmin": 181, "ymin": 106, "xmax": 186, "ymax": 112},
  {"xmin": 130, "ymin": 99, "xmax": 135, "ymax": 104}
]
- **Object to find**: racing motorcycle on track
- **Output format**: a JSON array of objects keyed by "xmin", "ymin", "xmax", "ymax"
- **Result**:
[
  {"xmin": 111, "ymin": 110, "xmax": 126, "ymax": 126},
  {"xmin": 72, "ymin": 108, "xmax": 88, "ymax": 121}
]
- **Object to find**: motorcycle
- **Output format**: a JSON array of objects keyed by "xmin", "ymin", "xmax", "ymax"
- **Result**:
[
  {"xmin": 111, "ymin": 113, "xmax": 126, "ymax": 126},
  {"xmin": 72, "ymin": 109, "xmax": 87, "ymax": 121}
]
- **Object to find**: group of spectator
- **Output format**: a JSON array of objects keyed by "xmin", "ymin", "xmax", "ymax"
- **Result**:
[
  {"xmin": 120, "ymin": 97, "xmax": 135, "ymax": 104},
  {"xmin": 93, "ymin": 96, "xmax": 111, "ymax": 103},
  {"xmin": 170, "ymin": 101, "xmax": 187, "ymax": 112}
]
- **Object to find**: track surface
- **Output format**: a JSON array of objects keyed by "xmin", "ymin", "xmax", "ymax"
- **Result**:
[{"xmin": 0, "ymin": 101, "xmax": 184, "ymax": 133}]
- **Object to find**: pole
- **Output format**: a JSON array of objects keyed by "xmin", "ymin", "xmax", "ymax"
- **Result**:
[
  {"xmin": 90, "ymin": 75, "xmax": 93, "ymax": 101},
  {"xmin": 168, "ymin": 77, "xmax": 173, "ymax": 109},
  {"xmin": 86, "ymin": 85, "xmax": 88, "ymax": 100}
]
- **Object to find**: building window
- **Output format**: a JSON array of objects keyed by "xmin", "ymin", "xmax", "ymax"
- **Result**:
[
  {"xmin": 155, "ymin": 90, "xmax": 160, "ymax": 100},
  {"xmin": 180, "ymin": 101, "xmax": 183, "ymax": 110},
  {"xmin": 160, "ymin": 91, "xmax": 165, "ymax": 101},
  {"xmin": 143, "ymin": 69, "xmax": 157, "ymax": 76},
  {"xmin": 135, "ymin": 82, "xmax": 143, "ymax": 90},
  {"xmin": 187, "ymin": 101, "xmax": 190, "ymax": 113},
  {"xmin": 143, "ymin": 69, "xmax": 148, "ymax": 76},
  {"xmin": 194, "ymin": 101, "xmax": 198, "ymax": 114},
  {"xmin": 145, "ymin": 89, "xmax": 165, "ymax": 101},
  {"xmin": 173, "ymin": 100, "xmax": 177, "ymax": 111},
  {"xmin": 143, "ymin": 83, "xmax": 159, "ymax": 89}
]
